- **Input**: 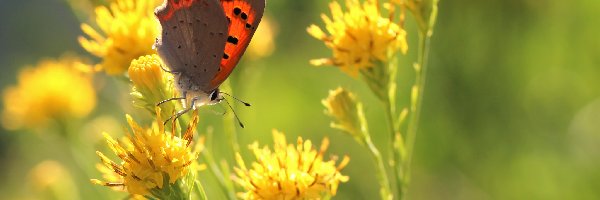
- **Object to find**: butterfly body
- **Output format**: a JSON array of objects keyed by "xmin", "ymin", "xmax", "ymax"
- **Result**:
[{"xmin": 154, "ymin": 0, "xmax": 265, "ymax": 109}]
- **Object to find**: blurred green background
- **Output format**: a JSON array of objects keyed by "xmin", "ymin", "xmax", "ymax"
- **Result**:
[{"xmin": 1, "ymin": 0, "xmax": 599, "ymax": 199}]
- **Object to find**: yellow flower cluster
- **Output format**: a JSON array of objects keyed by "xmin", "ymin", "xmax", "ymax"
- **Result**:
[
  {"xmin": 91, "ymin": 108, "xmax": 199, "ymax": 196},
  {"xmin": 1, "ymin": 57, "xmax": 96, "ymax": 130},
  {"xmin": 128, "ymin": 54, "xmax": 177, "ymax": 119},
  {"xmin": 79, "ymin": 0, "xmax": 160, "ymax": 75},
  {"xmin": 307, "ymin": 0, "xmax": 408, "ymax": 77},
  {"xmin": 234, "ymin": 130, "xmax": 350, "ymax": 199}
]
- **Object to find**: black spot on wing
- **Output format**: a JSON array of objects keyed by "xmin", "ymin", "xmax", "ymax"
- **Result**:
[
  {"xmin": 227, "ymin": 36, "xmax": 239, "ymax": 45},
  {"xmin": 233, "ymin": 7, "xmax": 242, "ymax": 15}
]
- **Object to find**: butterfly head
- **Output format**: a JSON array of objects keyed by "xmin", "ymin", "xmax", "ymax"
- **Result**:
[
  {"xmin": 183, "ymin": 88, "xmax": 222, "ymax": 109},
  {"xmin": 174, "ymin": 73, "xmax": 222, "ymax": 108}
]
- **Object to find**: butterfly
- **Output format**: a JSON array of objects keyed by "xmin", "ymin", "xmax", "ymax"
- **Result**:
[{"xmin": 154, "ymin": 0, "xmax": 265, "ymax": 125}]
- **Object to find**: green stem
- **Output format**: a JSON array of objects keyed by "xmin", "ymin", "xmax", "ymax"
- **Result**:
[
  {"xmin": 201, "ymin": 149, "xmax": 237, "ymax": 200},
  {"xmin": 194, "ymin": 180, "xmax": 208, "ymax": 200},
  {"xmin": 364, "ymin": 134, "xmax": 393, "ymax": 200},
  {"xmin": 401, "ymin": 31, "xmax": 431, "ymax": 199},
  {"xmin": 56, "ymin": 119, "xmax": 106, "ymax": 199},
  {"xmin": 221, "ymin": 80, "xmax": 241, "ymax": 155},
  {"xmin": 384, "ymin": 98, "xmax": 403, "ymax": 199}
]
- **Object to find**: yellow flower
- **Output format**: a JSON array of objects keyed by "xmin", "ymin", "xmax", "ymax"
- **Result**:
[
  {"xmin": 79, "ymin": 0, "xmax": 160, "ymax": 75},
  {"xmin": 246, "ymin": 16, "xmax": 278, "ymax": 60},
  {"xmin": 307, "ymin": 0, "xmax": 408, "ymax": 77},
  {"xmin": 128, "ymin": 54, "xmax": 177, "ymax": 119},
  {"xmin": 322, "ymin": 87, "xmax": 368, "ymax": 145},
  {"xmin": 27, "ymin": 160, "xmax": 79, "ymax": 200},
  {"xmin": 234, "ymin": 130, "xmax": 350, "ymax": 200},
  {"xmin": 1, "ymin": 56, "xmax": 96, "ymax": 130},
  {"xmin": 91, "ymin": 108, "xmax": 200, "ymax": 197}
]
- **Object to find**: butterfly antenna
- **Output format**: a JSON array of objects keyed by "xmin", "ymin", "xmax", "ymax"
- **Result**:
[
  {"xmin": 220, "ymin": 92, "xmax": 251, "ymax": 107},
  {"xmin": 221, "ymin": 98, "xmax": 245, "ymax": 128}
]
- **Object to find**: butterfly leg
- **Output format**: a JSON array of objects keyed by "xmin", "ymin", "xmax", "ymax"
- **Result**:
[
  {"xmin": 159, "ymin": 63, "xmax": 179, "ymax": 74},
  {"xmin": 163, "ymin": 96, "xmax": 198, "ymax": 125},
  {"xmin": 164, "ymin": 107, "xmax": 189, "ymax": 125},
  {"xmin": 157, "ymin": 97, "xmax": 185, "ymax": 106},
  {"xmin": 157, "ymin": 91, "xmax": 187, "ymax": 106}
]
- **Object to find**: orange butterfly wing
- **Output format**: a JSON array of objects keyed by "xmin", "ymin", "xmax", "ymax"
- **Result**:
[{"xmin": 209, "ymin": 0, "xmax": 265, "ymax": 88}]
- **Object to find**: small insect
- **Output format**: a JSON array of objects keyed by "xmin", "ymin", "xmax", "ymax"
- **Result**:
[{"xmin": 154, "ymin": 0, "xmax": 265, "ymax": 127}]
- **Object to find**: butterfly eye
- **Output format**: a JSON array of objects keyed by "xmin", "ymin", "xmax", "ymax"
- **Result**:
[{"xmin": 210, "ymin": 89, "xmax": 220, "ymax": 101}]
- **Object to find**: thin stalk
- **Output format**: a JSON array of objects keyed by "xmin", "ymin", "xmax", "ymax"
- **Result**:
[
  {"xmin": 383, "ymin": 98, "xmax": 403, "ymax": 199},
  {"xmin": 201, "ymin": 149, "xmax": 237, "ymax": 200},
  {"xmin": 364, "ymin": 134, "xmax": 393, "ymax": 200},
  {"xmin": 401, "ymin": 31, "xmax": 431, "ymax": 199},
  {"xmin": 361, "ymin": 48, "xmax": 403, "ymax": 199},
  {"xmin": 221, "ymin": 80, "xmax": 241, "ymax": 155},
  {"xmin": 57, "ymin": 119, "xmax": 105, "ymax": 198},
  {"xmin": 194, "ymin": 180, "xmax": 208, "ymax": 200}
]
